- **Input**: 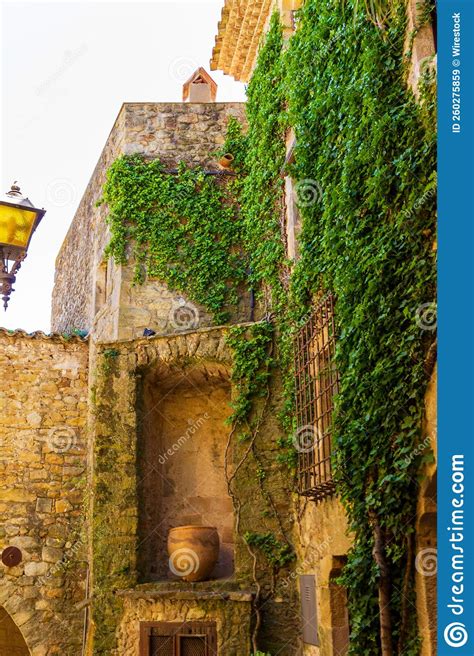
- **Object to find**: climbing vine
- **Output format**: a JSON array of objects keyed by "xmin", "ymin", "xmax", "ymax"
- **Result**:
[
  {"xmin": 223, "ymin": 1, "xmax": 436, "ymax": 653},
  {"xmin": 98, "ymin": 0, "xmax": 436, "ymax": 652},
  {"xmin": 100, "ymin": 156, "xmax": 247, "ymax": 324},
  {"xmin": 224, "ymin": 13, "xmax": 287, "ymax": 312}
]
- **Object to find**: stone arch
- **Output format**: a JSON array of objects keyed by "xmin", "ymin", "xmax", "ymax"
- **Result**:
[
  {"xmin": 0, "ymin": 578, "xmax": 82, "ymax": 656},
  {"xmin": 0, "ymin": 606, "xmax": 31, "ymax": 655}
]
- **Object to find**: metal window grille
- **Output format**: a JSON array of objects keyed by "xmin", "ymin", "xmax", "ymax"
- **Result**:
[
  {"xmin": 294, "ymin": 293, "xmax": 339, "ymax": 500},
  {"xmin": 140, "ymin": 622, "xmax": 217, "ymax": 656}
]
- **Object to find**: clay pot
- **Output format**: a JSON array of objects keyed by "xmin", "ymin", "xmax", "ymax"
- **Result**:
[
  {"xmin": 218, "ymin": 153, "xmax": 234, "ymax": 169},
  {"xmin": 167, "ymin": 526, "xmax": 220, "ymax": 582}
]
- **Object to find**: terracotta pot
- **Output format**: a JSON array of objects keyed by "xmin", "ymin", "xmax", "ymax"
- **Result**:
[
  {"xmin": 167, "ymin": 525, "xmax": 220, "ymax": 582},
  {"xmin": 219, "ymin": 153, "xmax": 234, "ymax": 169}
]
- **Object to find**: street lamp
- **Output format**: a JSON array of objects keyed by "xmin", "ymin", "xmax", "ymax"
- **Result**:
[{"xmin": 0, "ymin": 182, "xmax": 45, "ymax": 310}]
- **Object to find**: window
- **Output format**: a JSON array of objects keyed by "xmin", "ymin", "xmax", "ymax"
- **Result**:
[
  {"xmin": 140, "ymin": 622, "xmax": 217, "ymax": 656},
  {"xmin": 294, "ymin": 293, "xmax": 339, "ymax": 499}
]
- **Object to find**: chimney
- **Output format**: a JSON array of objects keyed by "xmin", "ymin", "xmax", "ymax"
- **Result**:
[{"xmin": 183, "ymin": 67, "xmax": 218, "ymax": 103}]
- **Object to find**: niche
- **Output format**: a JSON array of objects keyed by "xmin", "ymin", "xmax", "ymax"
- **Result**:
[
  {"xmin": 0, "ymin": 607, "xmax": 30, "ymax": 655},
  {"xmin": 328, "ymin": 556, "xmax": 350, "ymax": 655},
  {"xmin": 136, "ymin": 362, "xmax": 234, "ymax": 582}
]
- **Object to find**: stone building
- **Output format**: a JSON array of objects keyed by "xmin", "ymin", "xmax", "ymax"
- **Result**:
[{"xmin": 0, "ymin": 1, "xmax": 437, "ymax": 655}]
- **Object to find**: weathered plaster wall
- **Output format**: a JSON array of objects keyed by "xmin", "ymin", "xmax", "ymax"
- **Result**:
[
  {"xmin": 291, "ymin": 497, "xmax": 352, "ymax": 656},
  {"xmin": 137, "ymin": 370, "xmax": 234, "ymax": 582},
  {"xmin": 0, "ymin": 330, "xmax": 88, "ymax": 656},
  {"xmin": 51, "ymin": 102, "xmax": 247, "ymax": 341},
  {"xmin": 405, "ymin": 0, "xmax": 437, "ymax": 96}
]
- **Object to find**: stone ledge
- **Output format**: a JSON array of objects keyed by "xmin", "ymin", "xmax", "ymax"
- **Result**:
[
  {"xmin": 94, "ymin": 320, "xmax": 262, "ymax": 347},
  {"xmin": 116, "ymin": 582, "xmax": 254, "ymax": 603}
]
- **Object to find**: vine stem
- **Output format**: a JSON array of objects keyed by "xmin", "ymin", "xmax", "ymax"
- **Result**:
[
  {"xmin": 398, "ymin": 532, "xmax": 414, "ymax": 652},
  {"xmin": 370, "ymin": 511, "xmax": 394, "ymax": 656}
]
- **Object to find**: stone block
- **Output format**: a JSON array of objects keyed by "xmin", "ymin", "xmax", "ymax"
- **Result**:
[
  {"xmin": 24, "ymin": 561, "xmax": 49, "ymax": 577},
  {"xmin": 36, "ymin": 497, "xmax": 53, "ymax": 513},
  {"xmin": 42, "ymin": 547, "xmax": 64, "ymax": 564}
]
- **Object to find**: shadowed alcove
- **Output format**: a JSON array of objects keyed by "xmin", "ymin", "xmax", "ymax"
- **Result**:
[
  {"xmin": 136, "ymin": 360, "xmax": 235, "ymax": 582},
  {"xmin": 0, "ymin": 607, "xmax": 30, "ymax": 655}
]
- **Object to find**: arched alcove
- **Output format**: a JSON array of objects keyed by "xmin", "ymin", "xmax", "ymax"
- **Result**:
[
  {"xmin": 0, "ymin": 607, "xmax": 30, "ymax": 655},
  {"xmin": 328, "ymin": 556, "xmax": 350, "ymax": 655},
  {"xmin": 136, "ymin": 360, "xmax": 235, "ymax": 582}
]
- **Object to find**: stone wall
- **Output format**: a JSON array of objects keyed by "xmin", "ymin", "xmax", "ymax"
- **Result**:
[
  {"xmin": 51, "ymin": 102, "xmax": 247, "ymax": 341},
  {"xmin": 89, "ymin": 324, "xmax": 298, "ymax": 655},
  {"xmin": 115, "ymin": 586, "xmax": 252, "ymax": 656},
  {"xmin": 0, "ymin": 329, "xmax": 88, "ymax": 656},
  {"xmin": 291, "ymin": 498, "xmax": 352, "ymax": 656}
]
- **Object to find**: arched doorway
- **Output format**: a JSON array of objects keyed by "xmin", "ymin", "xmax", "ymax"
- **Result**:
[{"xmin": 0, "ymin": 607, "xmax": 30, "ymax": 655}]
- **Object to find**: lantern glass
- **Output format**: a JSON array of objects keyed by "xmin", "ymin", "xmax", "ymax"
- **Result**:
[{"xmin": 0, "ymin": 203, "xmax": 38, "ymax": 249}]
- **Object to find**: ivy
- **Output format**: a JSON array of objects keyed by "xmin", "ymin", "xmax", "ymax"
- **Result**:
[
  {"xmin": 98, "ymin": 1, "xmax": 436, "ymax": 651},
  {"xmin": 100, "ymin": 155, "xmax": 247, "ymax": 324},
  {"xmin": 224, "ymin": 1, "xmax": 436, "ymax": 653},
  {"xmin": 226, "ymin": 321, "xmax": 274, "ymax": 425},
  {"xmin": 222, "ymin": 12, "xmax": 288, "ymax": 309},
  {"xmin": 244, "ymin": 531, "xmax": 295, "ymax": 570}
]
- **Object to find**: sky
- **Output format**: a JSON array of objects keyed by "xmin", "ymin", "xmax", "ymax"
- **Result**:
[{"xmin": 0, "ymin": 0, "xmax": 246, "ymax": 333}]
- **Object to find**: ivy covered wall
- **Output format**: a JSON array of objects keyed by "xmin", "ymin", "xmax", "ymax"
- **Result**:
[
  {"xmin": 95, "ymin": 0, "xmax": 437, "ymax": 653},
  {"xmin": 226, "ymin": 1, "xmax": 437, "ymax": 653}
]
